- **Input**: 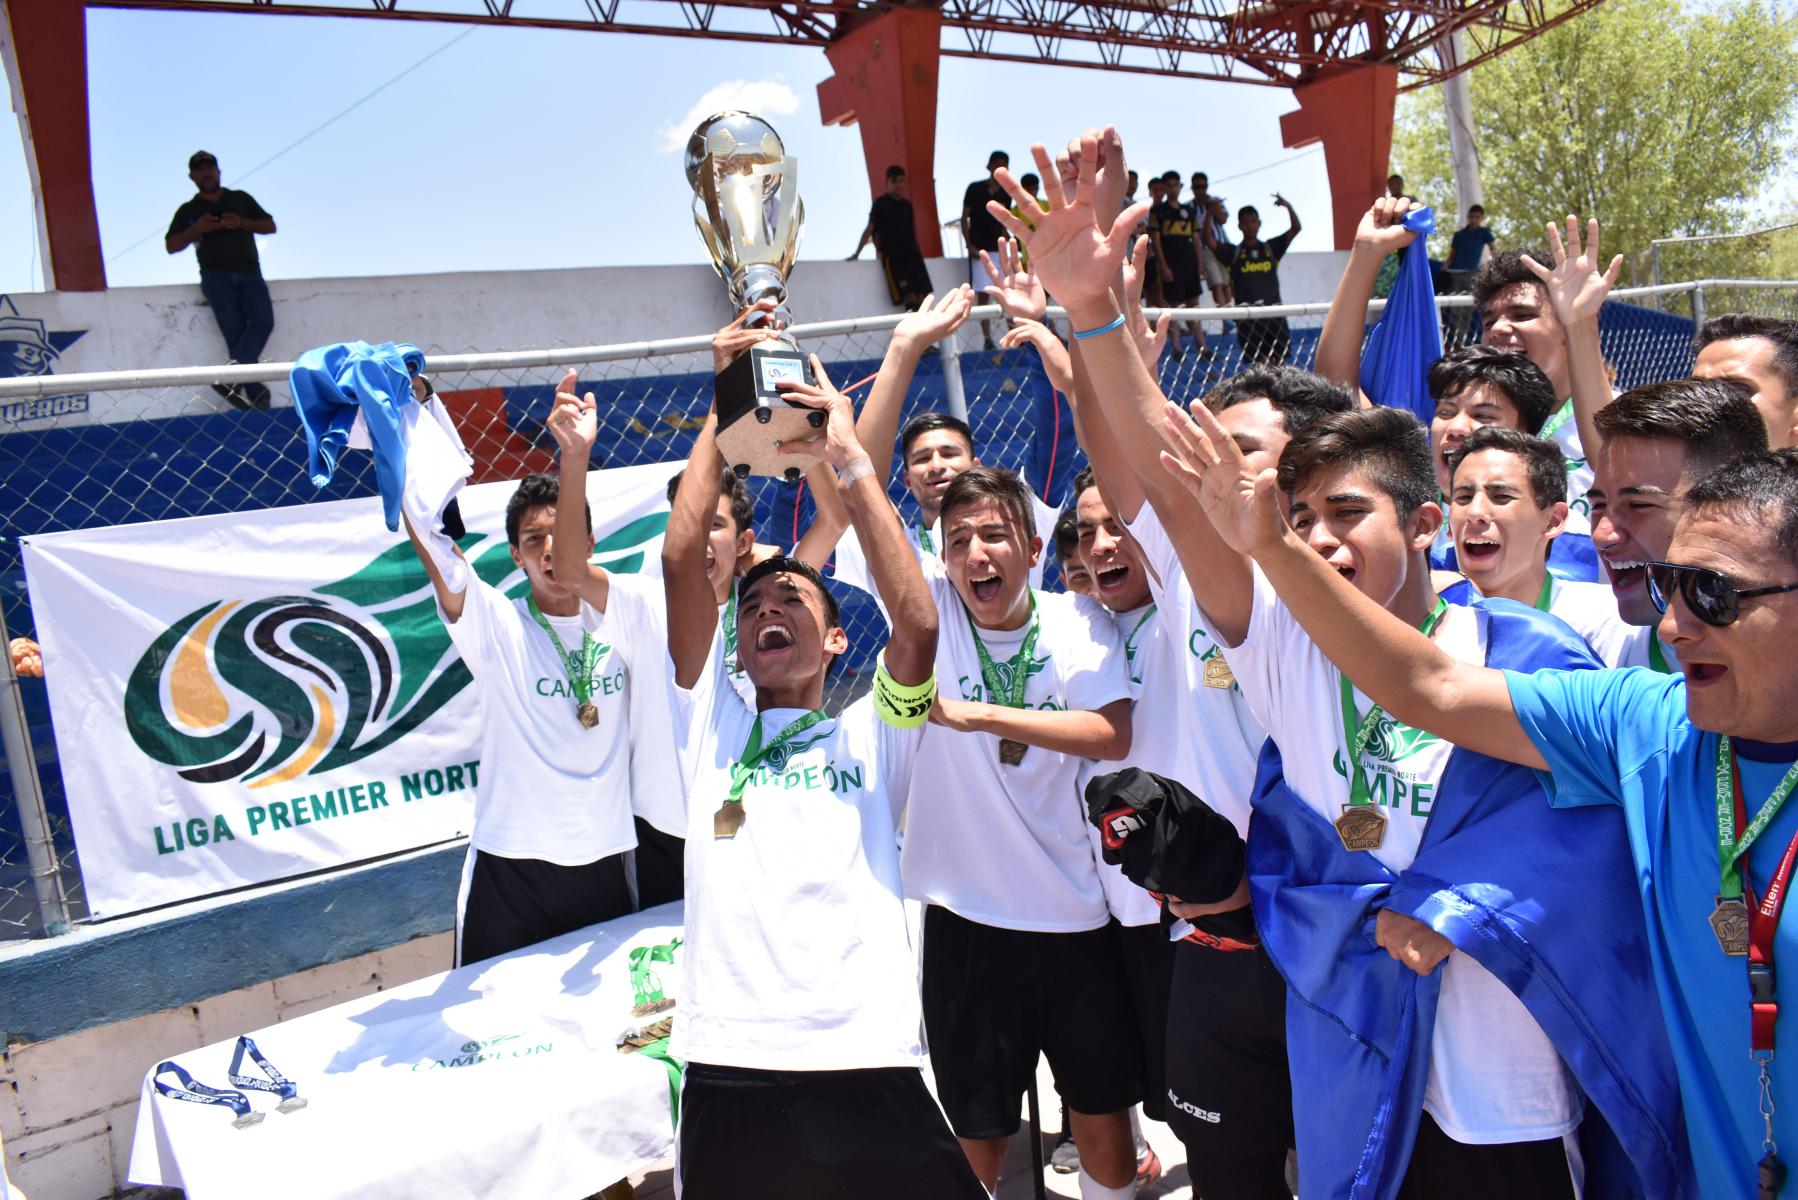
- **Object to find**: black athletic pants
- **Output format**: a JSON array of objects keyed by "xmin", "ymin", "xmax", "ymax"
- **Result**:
[
  {"xmin": 633, "ymin": 816, "xmax": 685, "ymax": 909},
  {"xmin": 677, "ymin": 1062, "xmax": 987, "ymax": 1199},
  {"xmin": 1397, "ymin": 1112, "xmax": 1576, "ymax": 1200},
  {"xmin": 456, "ymin": 848, "xmax": 634, "ymax": 967}
]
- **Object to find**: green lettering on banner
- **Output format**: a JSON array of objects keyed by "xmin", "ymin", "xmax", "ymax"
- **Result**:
[
  {"xmin": 311, "ymin": 791, "xmax": 341, "ymax": 821},
  {"xmin": 154, "ymin": 825, "xmax": 179, "ymax": 855},
  {"xmin": 369, "ymin": 780, "xmax": 388, "ymax": 806},
  {"xmin": 348, "ymin": 783, "xmax": 368, "ymax": 812},
  {"xmin": 424, "ymin": 769, "xmax": 445, "ymax": 796},
  {"xmin": 246, "ymin": 806, "xmax": 267, "ymax": 835},
  {"xmin": 291, "ymin": 799, "xmax": 311, "ymax": 828},
  {"xmin": 466, "ymin": 761, "xmax": 480, "ymax": 788},
  {"xmin": 444, "ymin": 765, "xmax": 466, "ymax": 792},
  {"xmin": 268, "ymin": 801, "xmax": 293, "ymax": 831},
  {"xmin": 401, "ymin": 772, "xmax": 424, "ymax": 803}
]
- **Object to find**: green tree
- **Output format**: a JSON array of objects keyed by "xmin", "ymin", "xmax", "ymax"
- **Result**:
[{"xmin": 1391, "ymin": 0, "xmax": 1798, "ymax": 286}]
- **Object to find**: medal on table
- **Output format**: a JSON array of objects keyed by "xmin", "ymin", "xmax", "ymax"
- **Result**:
[
  {"xmin": 1202, "ymin": 654, "xmax": 1235, "ymax": 690},
  {"xmin": 1334, "ymin": 805, "xmax": 1387, "ymax": 852},
  {"xmin": 970, "ymin": 595, "xmax": 1042, "ymax": 771}
]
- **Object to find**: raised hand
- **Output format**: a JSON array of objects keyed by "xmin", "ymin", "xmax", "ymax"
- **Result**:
[
  {"xmin": 1000, "ymin": 319, "xmax": 1075, "ymax": 395},
  {"xmin": 1058, "ymin": 126, "xmax": 1127, "ymax": 233},
  {"xmin": 894, "ymin": 285, "xmax": 975, "ymax": 350},
  {"xmin": 775, "ymin": 355, "xmax": 864, "ymax": 469},
  {"xmin": 978, "ymin": 238, "xmax": 1047, "ymax": 323},
  {"xmin": 1157, "ymin": 398, "xmax": 1284, "ymax": 556},
  {"xmin": 547, "ymin": 368, "xmax": 598, "ymax": 456},
  {"xmin": 711, "ymin": 298, "xmax": 781, "ymax": 375},
  {"xmin": 1353, "ymin": 195, "xmax": 1421, "ymax": 258},
  {"xmin": 9, "ymin": 637, "xmax": 42, "ymax": 679},
  {"xmin": 1122, "ymin": 238, "xmax": 1175, "ymax": 372},
  {"xmin": 986, "ymin": 131, "xmax": 1147, "ymax": 314},
  {"xmin": 1523, "ymin": 215, "xmax": 1623, "ymax": 327}
]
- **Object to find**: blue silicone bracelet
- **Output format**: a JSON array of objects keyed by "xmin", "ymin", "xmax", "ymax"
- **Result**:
[{"xmin": 1071, "ymin": 313, "xmax": 1127, "ymax": 340}]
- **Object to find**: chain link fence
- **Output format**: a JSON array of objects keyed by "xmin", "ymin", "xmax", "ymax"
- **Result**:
[{"xmin": 0, "ymin": 280, "xmax": 1788, "ymax": 939}]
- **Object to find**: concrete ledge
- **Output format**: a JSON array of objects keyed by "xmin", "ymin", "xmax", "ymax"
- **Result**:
[{"xmin": 0, "ymin": 842, "xmax": 463, "ymax": 1043}]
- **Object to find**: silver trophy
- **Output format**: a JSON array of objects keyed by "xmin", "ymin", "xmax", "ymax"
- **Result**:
[{"xmin": 685, "ymin": 110, "xmax": 820, "ymax": 480}]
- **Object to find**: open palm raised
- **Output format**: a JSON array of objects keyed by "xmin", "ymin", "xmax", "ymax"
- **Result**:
[
  {"xmin": 1157, "ymin": 399, "xmax": 1286, "ymax": 557},
  {"xmin": 986, "ymin": 130, "xmax": 1147, "ymax": 313}
]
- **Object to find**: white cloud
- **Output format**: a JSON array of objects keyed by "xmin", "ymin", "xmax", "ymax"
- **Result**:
[{"xmin": 658, "ymin": 80, "xmax": 801, "ymax": 154}]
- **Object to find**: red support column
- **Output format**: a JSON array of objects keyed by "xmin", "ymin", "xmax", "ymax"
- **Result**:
[
  {"xmin": 1279, "ymin": 65, "xmax": 1399, "ymax": 251},
  {"xmin": 1, "ymin": 0, "xmax": 105, "ymax": 291},
  {"xmin": 817, "ymin": 7, "xmax": 944, "ymax": 257}
]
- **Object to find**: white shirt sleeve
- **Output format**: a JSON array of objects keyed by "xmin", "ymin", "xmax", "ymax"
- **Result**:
[{"xmin": 1055, "ymin": 593, "xmax": 1133, "ymax": 713}]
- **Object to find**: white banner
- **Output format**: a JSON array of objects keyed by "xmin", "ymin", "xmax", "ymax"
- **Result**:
[{"xmin": 22, "ymin": 460, "xmax": 682, "ymax": 918}]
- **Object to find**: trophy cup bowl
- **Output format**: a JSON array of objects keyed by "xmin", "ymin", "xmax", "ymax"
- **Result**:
[{"xmin": 685, "ymin": 110, "xmax": 819, "ymax": 481}]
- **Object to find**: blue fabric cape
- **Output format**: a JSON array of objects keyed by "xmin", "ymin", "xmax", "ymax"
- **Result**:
[
  {"xmin": 291, "ymin": 340, "xmax": 427, "ymax": 531},
  {"xmin": 1246, "ymin": 598, "xmax": 1692, "ymax": 1200},
  {"xmin": 1358, "ymin": 207, "xmax": 1443, "ymax": 427}
]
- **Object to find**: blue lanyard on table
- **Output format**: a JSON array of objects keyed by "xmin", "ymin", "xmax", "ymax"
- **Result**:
[
  {"xmin": 229, "ymin": 1035, "xmax": 307, "ymax": 1113},
  {"xmin": 153, "ymin": 1060, "xmax": 263, "ymax": 1128}
]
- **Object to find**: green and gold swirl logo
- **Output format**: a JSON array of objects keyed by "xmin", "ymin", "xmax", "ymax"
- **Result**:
[{"xmin": 124, "ymin": 511, "xmax": 667, "ymax": 788}]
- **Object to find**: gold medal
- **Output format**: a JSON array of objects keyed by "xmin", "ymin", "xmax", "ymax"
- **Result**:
[
  {"xmin": 1202, "ymin": 654, "xmax": 1236, "ymax": 689},
  {"xmin": 1334, "ymin": 805, "xmax": 1387, "ymax": 852},
  {"xmin": 713, "ymin": 802, "xmax": 746, "ymax": 839},
  {"xmin": 577, "ymin": 702, "xmax": 600, "ymax": 729},
  {"xmin": 999, "ymin": 738, "xmax": 1028, "ymax": 766},
  {"xmin": 1710, "ymin": 895, "xmax": 1750, "ymax": 956}
]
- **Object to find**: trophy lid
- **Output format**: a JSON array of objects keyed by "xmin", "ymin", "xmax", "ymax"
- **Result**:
[{"xmin": 684, "ymin": 111, "xmax": 788, "ymax": 191}]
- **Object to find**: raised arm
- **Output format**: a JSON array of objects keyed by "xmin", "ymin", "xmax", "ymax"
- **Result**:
[
  {"xmin": 664, "ymin": 413, "xmax": 727, "ymax": 689},
  {"xmin": 852, "ymin": 286, "xmax": 975, "ymax": 486},
  {"xmin": 793, "ymin": 458, "xmax": 851, "ymax": 570},
  {"xmin": 546, "ymin": 370, "xmax": 612, "ymax": 612},
  {"xmin": 779, "ymin": 359, "xmax": 938, "ymax": 683},
  {"xmin": 1158, "ymin": 396, "xmax": 1543, "ymax": 768},
  {"xmin": 1274, "ymin": 194, "xmax": 1300, "ymax": 240},
  {"xmin": 988, "ymin": 131, "xmax": 1256, "ymax": 643},
  {"xmin": 1525, "ymin": 216, "xmax": 1622, "ymax": 463},
  {"xmin": 1315, "ymin": 197, "xmax": 1416, "ymax": 397}
]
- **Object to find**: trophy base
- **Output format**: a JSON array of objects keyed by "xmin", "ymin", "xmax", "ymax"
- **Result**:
[{"xmin": 715, "ymin": 344, "xmax": 824, "ymax": 481}]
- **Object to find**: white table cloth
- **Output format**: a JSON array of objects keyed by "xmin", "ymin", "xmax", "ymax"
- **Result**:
[{"xmin": 129, "ymin": 902, "xmax": 684, "ymax": 1200}]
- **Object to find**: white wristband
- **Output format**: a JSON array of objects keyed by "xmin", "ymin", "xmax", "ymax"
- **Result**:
[{"xmin": 838, "ymin": 456, "xmax": 875, "ymax": 487}]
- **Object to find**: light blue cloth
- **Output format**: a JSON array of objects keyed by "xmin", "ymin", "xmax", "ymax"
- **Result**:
[
  {"xmin": 291, "ymin": 340, "xmax": 426, "ymax": 531},
  {"xmin": 1250, "ymin": 600, "xmax": 1690, "ymax": 1199},
  {"xmin": 1508, "ymin": 665, "xmax": 1798, "ymax": 1200},
  {"xmin": 1359, "ymin": 208, "xmax": 1443, "ymax": 427}
]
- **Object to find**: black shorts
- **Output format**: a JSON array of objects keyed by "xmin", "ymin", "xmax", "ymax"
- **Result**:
[
  {"xmin": 677, "ymin": 1062, "xmax": 987, "ymax": 1200},
  {"xmin": 1117, "ymin": 921, "xmax": 1175, "ymax": 1123},
  {"xmin": 1236, "ymin": 316, "xmax": 1291, "ymax": 364},
  {"xmin": 633, "ymin": 816, "xmax": 685, "ymax": 909},
  {"xmin": 1164, "ymin": 933, "xmax": 1293, "ymax": 1166},
  {"xmin": 881, "ymin": 252, "xmax": 933, "ymax": 306},
  {"xmin": 455, "ymin": 848, "xmax": 634, "ymax": 967},
  {"xmin": 921, "ymin": 905, "xmax": 1145, "ymax": 1138},
  {"xmin": 1398, "ymin": 1112, "xmax": 1576, "ymax": 1200}
]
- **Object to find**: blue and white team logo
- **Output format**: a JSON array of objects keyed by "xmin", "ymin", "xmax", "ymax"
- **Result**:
[{"xmin": 0, "ymin": 295, "xmax": 90, "ymax": 426}]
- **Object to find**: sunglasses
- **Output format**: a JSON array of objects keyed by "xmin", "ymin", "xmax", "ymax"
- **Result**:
[{"xmin": 1646, "ymin": 561, "xmax": 1798, "ymax": 628}]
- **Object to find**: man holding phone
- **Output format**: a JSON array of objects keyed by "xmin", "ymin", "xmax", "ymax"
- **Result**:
[{"xmin": 166, "ymin": 150, "xmax": 278, "ymax": 410}]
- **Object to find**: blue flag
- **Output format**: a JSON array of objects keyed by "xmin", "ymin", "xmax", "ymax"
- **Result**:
[
  {"xmin": 291, "ymin": 341, "xmax": 427, "ymax": 532},
  {"xmin": 1359, "ymin": 208, "xmax": 1443, "ymax": 425}
]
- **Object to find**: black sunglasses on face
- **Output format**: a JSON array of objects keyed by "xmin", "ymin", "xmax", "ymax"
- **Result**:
[{"xmin": 1646, "ymin": 561, "xmax": 1798, "ymax": 628}]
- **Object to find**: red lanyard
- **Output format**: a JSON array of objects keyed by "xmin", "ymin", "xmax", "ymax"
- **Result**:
[{"xmin": 1736, "ymin": 753, "xmax": 1798, "ymax": 1054}]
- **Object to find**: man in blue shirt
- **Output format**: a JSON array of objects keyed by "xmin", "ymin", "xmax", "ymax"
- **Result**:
[
  {"xmin": 1160, "ymin": 405, "xmax": 1798, "ymax": 1199},
  {"xmin": 1447, "ymin": 205, "xmax": 1496, "ymax": 275}
]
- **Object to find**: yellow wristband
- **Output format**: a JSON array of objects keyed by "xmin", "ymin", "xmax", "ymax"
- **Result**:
[{"xmin": 873, "ymin": 661, "xmax": 936, "ymax": 729}]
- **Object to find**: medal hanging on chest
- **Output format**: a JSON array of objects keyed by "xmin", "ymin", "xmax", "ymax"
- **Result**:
[
  {"xmin": 971, "ymin": 595, "xmax": 1041, "ymax": 769},
  {"xmin": 1202, "ymin": 652, "xmax": 1236, "ymax": 690},
  {"xmin": 1333, "ymin": 601, "xmax": 1447, "ymax": 852},
  {"xmin": 530, "ymin": 599, "xmax": 603, "ymax": 730},
  {"xmin": 714, "ymin": 709, "xmax": 829, "ymax": 839},
  {"xmin": 1715, "ymin": 738, "xmax": 1798, "ymax": 956}
]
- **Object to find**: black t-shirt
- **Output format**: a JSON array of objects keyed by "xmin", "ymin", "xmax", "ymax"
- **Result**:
[
  {"xmin": 1226, "ymin": 229, "xmax": 1296, "ymax": 306},
  {"xmin": 870, "ymin": 194, "xmax": 921, "ymax": 258},
  {"xmin": 961, "ymin": 178, "xmax": 1008, "ymax": 252},
  {"xmin": 166, "ymin": 189, "xmax": 271, "ymax": 274},
  {"xmin": 1151, "ymin": 200, "xmax": 1198, "ymax": 267}
]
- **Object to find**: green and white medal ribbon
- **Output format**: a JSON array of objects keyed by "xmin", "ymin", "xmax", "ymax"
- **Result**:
[
  {"xmin": 1534, "ymin": 574, "xmax": 1555, "ymax": 613},
  {"xmin": 714, "ymin": 708, "xmax": 830, "ymax": 838},
  {"xmin": 1539, "ymin": 399, "xmax": 1574, "ymax": 442},
  {"xmin": 1124, "ymin": 604, "xmax": 1157, "ymax": 685},
  {"xmin": 529, "ymin": 598, "xmax": 603, "ymax": 729},
  {"xmin": 1334, "ymin": 599, "xmax": 1449, "ymax": 851},
  {"xmin": 1710, "ymin": 737, "xmax": 1798, "ymax": 955},
  {"xmin": 970, "ymin": 591, "xmax": 1041, "ymax": 766}
]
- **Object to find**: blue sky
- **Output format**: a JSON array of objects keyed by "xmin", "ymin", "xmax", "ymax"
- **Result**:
[{"xmin": 0, "ymin": 6, "xmax": 1339, "ymax": 293}]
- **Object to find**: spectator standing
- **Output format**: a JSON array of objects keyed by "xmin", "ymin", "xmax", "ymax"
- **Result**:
[
  {"xmin": 1141, "ymin": 176, "xmax": 1167, "ymax": 308},
  {"xmin": 1387, "ymin": 173, "xmax": 1406, "ymax": 199},
  {"xmin": 962, "ymin": 151, "xmax": 1011, "ymax": 348},
  {"xmin": 1199, "ymin": 194, "xmax": 1235, "ymax": 307},
  {"xmin": 851, "ymin": 165, "xmax": 935, "ymax": 311},
  {"xmin": 1149, "ymin": 171, "xmax": 1208, "ymax": 357},
  {"xmin": 1223, "ymin": 195, "xmax": 1300, "ymax": 363},
  {"xmin": 1448, "ymin": 205, "xmax": 1497, "ymax": 275},
  {"xmin": 165, "ymin": 151, "xmax": 277, "ymax": 411}
]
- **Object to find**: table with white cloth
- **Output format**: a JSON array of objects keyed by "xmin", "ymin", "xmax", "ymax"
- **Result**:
[{"xmin": 128, "ymin": 902, "xmax": 685, "ymax": 1200}]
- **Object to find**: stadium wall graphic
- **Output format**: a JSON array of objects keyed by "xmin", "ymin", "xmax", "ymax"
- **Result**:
[{"xmin": 20, "ymin": 458, "xmax": 680, "ymax": 918}]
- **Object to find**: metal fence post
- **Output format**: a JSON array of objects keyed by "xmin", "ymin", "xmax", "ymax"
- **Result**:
[
  {"xmin": 1691, "ymin": 284, "xmax": 1707, "ymax": 350},
  {"xmin": 0, "ymin": 600, "xmax": 71, "ymax": 936},
  {"xmin": 940, "ymin": 324, "xmax": 970, "ymax": 424}
]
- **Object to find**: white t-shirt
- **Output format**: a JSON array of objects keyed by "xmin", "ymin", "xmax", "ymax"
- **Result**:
[
  {"xmin": 671, "ymin": 648, "xmax": 927, "ymax": 1072},
  {"xmin": 1216, "ymin": 568, "xmax": 1581, "ymax": 1145},
  {"xmin": 1613, "ymin": 623, "xmax": 1681, "ymax": 674},
  {"xmin": 1546, "ymin": 402, "xmax": 1595, "ymax": 539},
  {"xmin": 441, "ymin": 581, "xmax": 636, "ymax": 865},
  {"xmin": 600, "ymin": 576, "xmax": 758, "ymax": 836},
  {"xmin": 1123, "ymin": 507, "xmax": 1268, "ymax": 838},
  {"xmin": 830, "ymin": 492, "xmax": 1062, "ymax": 601},
  {"xmin": 1450, "ymin": 575, "xmax": 1633, "ymax": 668},
  {"xmin": 901, "ymin": 560, "xmax": 1132, "ymax": 932}
]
